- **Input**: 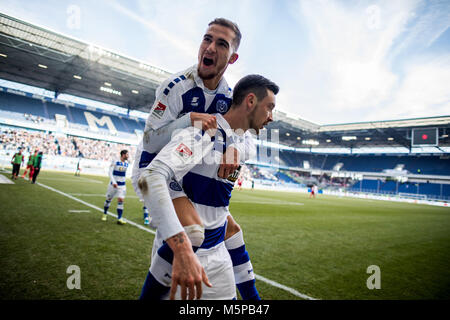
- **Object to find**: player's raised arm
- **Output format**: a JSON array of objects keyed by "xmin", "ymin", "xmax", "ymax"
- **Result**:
[{"xmin": 142, "ymin": 75, "xmax": 217, "ymax": 155}]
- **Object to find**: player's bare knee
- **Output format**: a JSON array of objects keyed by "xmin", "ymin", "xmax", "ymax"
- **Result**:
[{"xmin": 184, "ymin": 224, "xmax": 205, "ymax": 248}]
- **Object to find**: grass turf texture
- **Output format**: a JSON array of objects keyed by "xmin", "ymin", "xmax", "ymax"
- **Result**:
[{"xmin": 1, "ymin": 169, "xmax": 449, "ymax": 300}]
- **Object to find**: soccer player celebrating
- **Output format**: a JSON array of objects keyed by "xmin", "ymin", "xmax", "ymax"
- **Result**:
[
  {"xmin": 102, "ymin": 150, "xmax": 129, "ymax": 225},
  {"xmin": 139, "ymin": 74, "xmax": 279, "ymax": 300},
  {"xmin": 132, "ymin": 18, "xmax": 259, "ymax": 300}
]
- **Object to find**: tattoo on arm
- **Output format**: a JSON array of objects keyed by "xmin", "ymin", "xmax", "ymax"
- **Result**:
[{"xmin": 169, "ymin": 232, "xmax": 185, "ymax": 245}]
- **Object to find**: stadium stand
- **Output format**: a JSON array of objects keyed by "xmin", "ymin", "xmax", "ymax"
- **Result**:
[
  {"xmin": 0, "ymin": 11, "xmax": 448, "ymax": 203},
  {"xmin": 0, "ymin": 127, "xmax": 136, "ymax": 162},
  {"xmin": 0, "ymin": 89, "xmax": 145, "ymax": 134},
  {"xmin": 278, "ymin": 150, "xmax": 450, "ymax": 175},
  {"xmin": 1, "ymin": 86, "xmax": 448, "ymax": 201}
]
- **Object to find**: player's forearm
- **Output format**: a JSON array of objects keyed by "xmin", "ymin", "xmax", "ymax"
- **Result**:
[
  {"xmin": 108, "ymin": 166, "xmax": 116, "ymax": 184},
  {"xmin": 138, "ymin": 164, "xmax": 184, "ymax": 240},
  {"xmin": 166, "ymin": 231, "xmax": 194, "ymax": 254},
  {"xmin": 143, "ymin": 113, "xmax": 191, "ymax": 152}
]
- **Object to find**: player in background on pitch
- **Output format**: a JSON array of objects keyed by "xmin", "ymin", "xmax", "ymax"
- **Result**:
[
  {"xmin": 131, "ymin": 18, "xmax": 260, "ymax": 300},
  {"xmin": 131, "ymin": 160, "xmax": 151, "ymax": 226},
  {"xmin": 102, "ymin": 150, "xmax": 129, "ymax": 225},
  {"xmin": 237, "ymin": 176, "xmax": 243, "ymax": 191},
  {"xmin": 31, "ymin": 151, "xmax": 43, "ymax": 184},
  {"xmin": 22, "ymin": 149, "xmax": 37, "ymax": 181},
  {"xmin": 75, "ymin": 157, "xmax": 82, "ymax": 177},
  {"xmin": 11, "ymin": 148, "xmax": 24, "ymax": 180}
]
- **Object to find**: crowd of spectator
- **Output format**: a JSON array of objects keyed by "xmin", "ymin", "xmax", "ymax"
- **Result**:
[
  {"xmin": 0, "ymin": 127, "xmax": 136, "ymax": 162},
  {"xmin": 1, "ymin": 127, "xmax": 323, "ymax": 188},
  {"xmin": 23, "ymin": 113, "xmax": 45, "ymax": 124}
]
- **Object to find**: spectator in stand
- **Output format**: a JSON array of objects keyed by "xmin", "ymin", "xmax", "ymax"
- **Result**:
[{"xmin": 0, "ymin": 128, "xmax": 136, "ymax": 162}]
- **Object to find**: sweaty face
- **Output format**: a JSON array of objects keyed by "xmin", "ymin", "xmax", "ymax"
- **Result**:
[
  {"xmin": 249, "ymin": 90, "xmax": 276, "ymax": 135},
  {"xmin": 197, "ymin": 24, "xmax": 237, "ymax": 81}
]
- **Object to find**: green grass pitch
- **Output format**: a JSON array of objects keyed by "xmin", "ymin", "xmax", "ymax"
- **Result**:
[{"xmin": 1, "ymin": 169, "xmax": 449, "ymax": 300}]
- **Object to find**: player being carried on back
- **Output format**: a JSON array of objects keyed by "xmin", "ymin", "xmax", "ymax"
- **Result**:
[{"xmin": 132, "ymin": 18, "xmax": 260, "ymax": 300}]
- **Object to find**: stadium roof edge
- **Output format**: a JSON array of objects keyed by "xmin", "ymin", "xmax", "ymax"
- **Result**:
[
  {"xmin": 272, "ymin": 108, "xmax": 450, "ymax": 133},
  {"xmin": 318, "ymin": 115, "xmax": 450, "ymax": 132},
  {"xmin": 0, "ymin": 12, "xmax": 173, "ymax": 78},
  {"xmin": 0, "ymin": 12, "xmax": 172, "ymax": 111}
]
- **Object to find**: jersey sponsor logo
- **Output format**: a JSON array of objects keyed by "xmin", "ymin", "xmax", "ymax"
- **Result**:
[
  {"xmin": 151, "ymin": 101, "xmax": 167, "ymax": 119},
  {"xmin": 191, "ymin": 96, "xmax": 200, "ymax": 107},
  {"xmin": 175, "ymin": 143, "xmax": 193, "ymax": 159},
  {"xmin": 169, "ymin": 181, "xmax": 182, "ymax": 191},
  {"xmin": 216, "ymin": 99, "xmax": 229, "ymax": 113}
]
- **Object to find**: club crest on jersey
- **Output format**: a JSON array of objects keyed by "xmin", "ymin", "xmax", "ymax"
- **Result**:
[
  {"xmin": 175, "ymin": 143, "xmax": 193, "ymax": 159},
  {"xmin": 151, "ymin": 101, "xmax": 167, "ymax": 119},
  {"xmin": 169, "ymin": 181, "xmax": 182, "ymax": 191},
  {"xmin": 216, "ymin": 99, "xmax": 228, "ymax": 113}
]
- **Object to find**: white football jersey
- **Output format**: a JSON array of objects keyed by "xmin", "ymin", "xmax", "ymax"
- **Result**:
[
  {"xmin": 149, "ymin": 113, "xmax": 246, "ymax": 230},
  {"xmin": 109, "ymin": 159, "xmax": 128, "ymax": 187},
  {"xmin": 137, "ymin": 65, "xmax": 255, "ymax": 170}
]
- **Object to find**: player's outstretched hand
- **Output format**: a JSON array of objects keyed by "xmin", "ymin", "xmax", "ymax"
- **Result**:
[
  {"xmin": 167, "ymin": 232, "xmax": 212, "ymax": 300},
  {"xmin": 190, "ymin": 112, "xmax": 217, "ymax": 131},
  {"xmin": 218, "ymin": 146, "xmax": 240, "ymax": 179}
]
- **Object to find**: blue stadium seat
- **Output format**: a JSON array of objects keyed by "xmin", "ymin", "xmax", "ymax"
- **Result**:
[{"xmin": 0, "ymin": 91, "xmax": 46, "ymax": 117}]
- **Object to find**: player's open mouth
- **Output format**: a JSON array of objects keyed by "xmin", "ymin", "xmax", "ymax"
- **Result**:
[{"xmin": 203, "ymin": 57, "xmax": 214, "ymax": 66}]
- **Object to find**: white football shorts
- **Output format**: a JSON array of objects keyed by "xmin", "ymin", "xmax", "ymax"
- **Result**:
[{"xmin": 106, "ymin": 183, "xmax": 126, "ymax": 200}]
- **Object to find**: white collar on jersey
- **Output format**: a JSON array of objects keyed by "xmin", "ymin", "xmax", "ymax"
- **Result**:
[
  {"xmin": 185, "ymin": 64, "xmax": 230, "ymax": 95},
  {"xmin": 215, "ymin": 113, "xmax": 246, "ymax": 139},
  {"xmin": 215, "ymin": 113, "xmax": 230, "ymax": 131}
]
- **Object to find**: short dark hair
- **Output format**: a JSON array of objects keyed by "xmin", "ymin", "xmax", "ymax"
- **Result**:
[
  {"xmin": 120, "ymin": 150, "xmax": 128, "ymax": 156},
  {"xmin": 232, "ymin": 74, "xmax": 279, "ymax": 106},
  {"xmin": 209, "ymin": 18, "xmax": 241, "ymax": 51}
]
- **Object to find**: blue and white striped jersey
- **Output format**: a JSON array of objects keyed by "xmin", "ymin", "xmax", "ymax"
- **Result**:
[
  {"xmin": 109, "ymin": 160, "xmax": 128, "ymax": 187},
  {"xmin": 149, "ymin": 113, "xmax": 246, "ymax": 230},
  {"xmin": 138, "ymin": 65, "xmax": 256, "ymax": 169}
]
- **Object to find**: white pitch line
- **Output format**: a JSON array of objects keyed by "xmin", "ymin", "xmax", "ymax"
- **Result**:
[
  {"xmin": 0, "ymin": 174, "xmax": 15, "ymax": 184},
  {"xmin": 231, "ymin": 200, "xmax": 304, "ymax": 206},
  {"xmin": 36, "ymin": 182, "xmax": 155, "ymax": 235},
  {"xmin": 38, "ymin": 177, "xmax": 103, "ymax": 184},
  {"xmin": 69, "ymin": 193, "xmax": 140, "ymax": 199},
  {"xmin": 254, "ymin": 274, "xmax": 317, "ymax": 300},
  {"xmin": 35, "ymin": 181, "xmax": 317, "ymax": 300},
  {"xmin": 68, "ymin": 210, "xmax": 91, "ymax": 213}
]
